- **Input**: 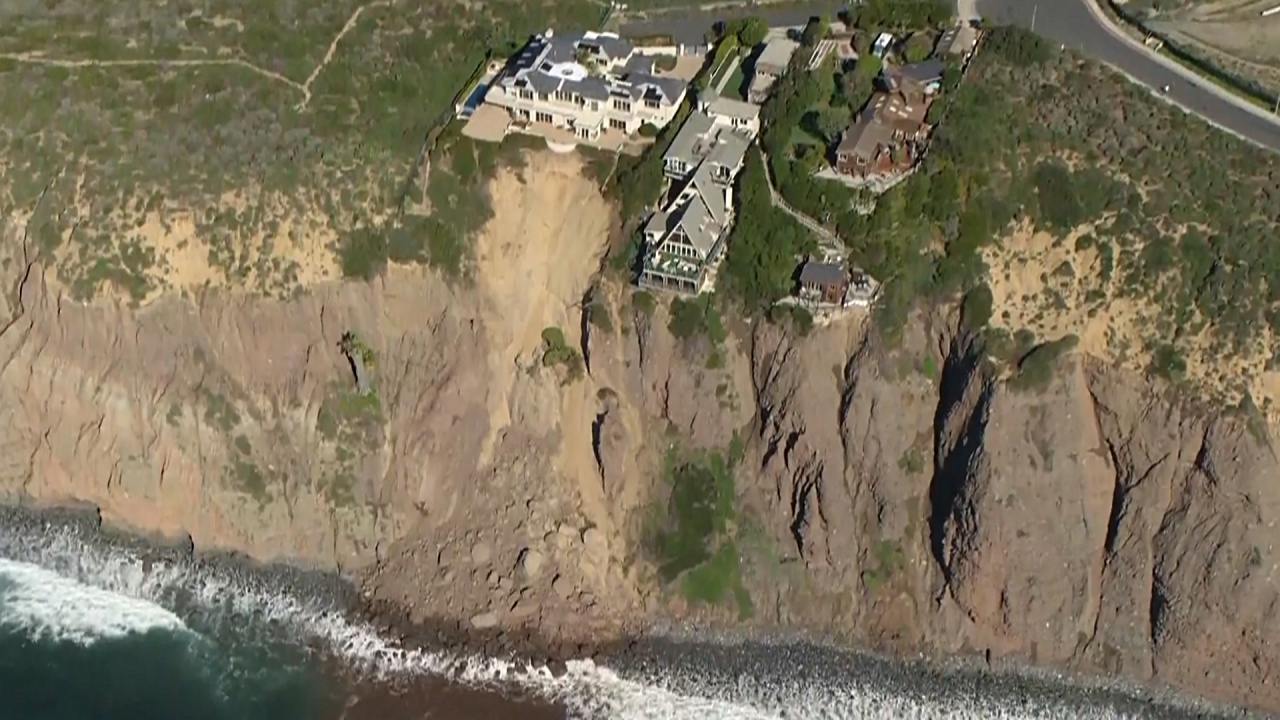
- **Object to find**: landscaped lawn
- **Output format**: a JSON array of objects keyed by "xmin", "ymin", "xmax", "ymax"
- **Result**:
[
  {"xmin": 724, "ymin": 62, "xmax": 747, "ymax": 100},
  {"xmin": 710, "ymin": 49, "xmax": 743, "ymax": 90}
]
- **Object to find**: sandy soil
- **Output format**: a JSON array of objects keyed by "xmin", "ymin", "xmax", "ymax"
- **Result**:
[
  {"xmin": 471, "ymin": 150, "xmax": 611, "ymax": 480},
  {"xmin": 984, "ymin": 222, "xmax": 1280, "ymax": 425},
  {"xmin": 55, "ymin": 191, "xmax": 340, "ymax": 305}
]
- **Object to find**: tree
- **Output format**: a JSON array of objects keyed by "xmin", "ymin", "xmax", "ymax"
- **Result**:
[
  {"xmin": 904, "ymin": 32, "xmax": 933, "ymax": 63},
  {"xmin": 731, "ymin": 16, "xmax": 768, "ymax": 48},
  {"xmin": 338, "ymin": 331, "xmax": 375, "ymax": 397},
  {"xmin": 840, "ymin": 54, "xmax": 882, "ymax": 110},
  {"xmin": 803, "ymin": 107, "xmax": 849, "ymax": 143},
  {"xmin": 941, "ymin": 62, "xmax": 963, "ymax": 91},
  {"xmin": 802, "ymin": 17, "xmax": 826, "ymax": 46}
]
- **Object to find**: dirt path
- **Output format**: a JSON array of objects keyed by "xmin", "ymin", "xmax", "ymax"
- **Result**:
[
  {"xmin": 0, "ymin": 0, "xmax": 390, "ymax": 107},
  {"xmin": 295, "ymin": 0, "xmax": 390, "ymax": 111},
  {"xmin": 0, "ymin": 51, "xmax": 303, "ymax": 92}
]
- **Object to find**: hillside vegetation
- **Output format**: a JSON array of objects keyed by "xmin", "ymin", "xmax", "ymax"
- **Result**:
[
  {"xmin": 831, "ymin": 27, "xmax": 1280, "ymax": 413},
  {"xmin": 0, "ymin": 0, "xmax": 604, "ymax": 302}
]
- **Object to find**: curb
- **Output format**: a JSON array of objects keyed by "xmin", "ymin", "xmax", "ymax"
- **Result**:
[{"xmin": 1080, "ymin": 0, "xmax": 1280, "ymax": 130}]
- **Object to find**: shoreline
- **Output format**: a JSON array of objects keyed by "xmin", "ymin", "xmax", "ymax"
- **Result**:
[{"xmin": 0, "ymin": 501, "xmax": 1269, "ymax": 719}]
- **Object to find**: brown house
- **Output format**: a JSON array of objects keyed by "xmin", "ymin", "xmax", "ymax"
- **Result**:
[
  {"xmin": 798, "ymin": 260, "xmax": 849, "ymax": 305},
  {"xmin": 833, "ymin": 90, "xmax": 929, "ymax": 178}
]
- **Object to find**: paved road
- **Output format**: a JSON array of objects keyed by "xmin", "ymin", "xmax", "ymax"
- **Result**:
[{"xmin": 977, "ymin": 0, "xmax": 1280, "ymax": 151}]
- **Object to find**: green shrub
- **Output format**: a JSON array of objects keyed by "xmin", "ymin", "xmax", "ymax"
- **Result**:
[
  {"xmin": 632, "ymin": 289, "xmax": 657, "ymax": 316},
  {"xmin": 904, "ymin": 32, "xmax": 933, "ymax": 62},
  {"xmin": 961, "ymin": 283, "xmax": 994, "ymax": 331},
  {"xmin": 1148, "ymin": 343, "xmax": 1186, "ymax": 381},
  {"xmin": 1010, "ymin": 334, "xmax": 1079, "ymax": 391},
  {"xmin": 647, "ymin": 448, "xmax": 752, "ymax": 618},
  {"xmin": 540, "ymin": 326, "xmax": 584, "ymax": 382},
  {"xmin": 668, "ymin": 295, "xmax": 727, "ymax": 344},
  {"xmin": 339, "ymin": 228, "xmax": 389, "ymax": 280}
]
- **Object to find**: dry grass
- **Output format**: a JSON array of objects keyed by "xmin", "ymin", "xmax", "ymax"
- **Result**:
[
  {"xmin": 0, "ymin": 0, "xmax": 607, "ymax": 304},
  {"xmin": 985, "ymin": 222, "xmax": 1280, "ymax": 423}
]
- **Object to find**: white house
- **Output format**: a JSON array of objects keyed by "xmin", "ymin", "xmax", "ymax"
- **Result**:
[
  {"xmin": 661, "ymin": 90, "xmax": 758, "ymax": 183},
  {"xmin": 639, "ymin": 165, "xmax": 733, "ymax": 294},
  {"xmin": 484, "ymin": 29, "xmax": 689, "ymax": 140}
]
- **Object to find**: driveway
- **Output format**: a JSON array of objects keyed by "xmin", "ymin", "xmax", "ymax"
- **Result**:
[{"xmin": 976, "ymin": 0, "xmax": 1280, "ymax": 151}]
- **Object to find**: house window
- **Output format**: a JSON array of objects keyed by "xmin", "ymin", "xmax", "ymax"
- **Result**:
[
  {"xmin": 554, "ymin": 90, "xmax": 573, "ymax": 103},
  {"xmin": 535, "ymin": 111, "xmax": 553, "ymax": 124},
  {"xmin": 644, "ymin": 98, "xmax": 661, "ymax": 109},
  {"xmin": 609, "ymin": 118, "xmax": 626, "ymax": 130},
  {"xmin": 518, "ymin": 88, "xmax": 534, "ymax": 100},
  {"xmin": 589, "ymin": 101, "xmax": 599, "ymax": 111},
  {"xmin": 538, "ymin": 92, "xmax": 548, "ymax": 102},
  {"xmin": 613, "ymin": 98, "xmax": 631, "ymax": 112}
]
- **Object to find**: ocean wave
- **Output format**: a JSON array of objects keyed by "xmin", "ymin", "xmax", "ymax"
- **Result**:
[
  {"xmin": 0, "ymin": 513, "xmax": 1234, "ymax": 720},
  {"xmin": 0, "ymin": 557, "xmax": 188, "ymax": 644}
]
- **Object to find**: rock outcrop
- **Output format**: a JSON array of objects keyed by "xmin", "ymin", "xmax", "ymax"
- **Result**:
[
  {"xmin": 1, "ymin": 162, "xmax": 1278, "ymax": 712},
  {"xmin": 731, "ymin": 312, "xmax": 1280, "ymax": 713}
]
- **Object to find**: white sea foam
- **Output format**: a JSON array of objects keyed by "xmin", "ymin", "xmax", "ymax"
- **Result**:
[
  {"xmin": 0, "ymin": 557, "xmax": 188, "ymax": 644},
  {"xmin": 0, "ymin": 523, "xmax": 1168, "ymax": 720}
]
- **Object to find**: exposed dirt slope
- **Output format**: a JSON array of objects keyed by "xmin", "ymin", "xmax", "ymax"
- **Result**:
[{"xmin": 1, "ymin": 152, "xmax": 1277, "ymax": 712}]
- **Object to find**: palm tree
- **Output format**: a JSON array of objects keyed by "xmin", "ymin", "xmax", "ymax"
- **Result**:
[{"xmin": 338, "ymin": 331, "xmax": 373, "ymax": 397}]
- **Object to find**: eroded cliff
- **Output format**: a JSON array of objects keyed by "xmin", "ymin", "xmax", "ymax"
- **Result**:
[{"xmin": 1, "ymin": 152, "xmax": 1277, "ymax": 712}]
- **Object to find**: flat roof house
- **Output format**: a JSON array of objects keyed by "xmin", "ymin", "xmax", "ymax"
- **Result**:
[
  {"xmin": 701, "ymin": 89, "xmax": 762, "ymax": 137},
  {"xmin": 749, "ymin": 37, "xmax": 800, "ymax": 103},
  {"xmin": 484, "ymin": 29, "xmax": 689, "ymax": 141},
  {"xmin": 661, "ymin": 102, "xmax": 755, "ymax": 185}
]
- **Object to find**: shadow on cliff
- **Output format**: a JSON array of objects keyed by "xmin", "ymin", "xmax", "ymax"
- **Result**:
[{"xmin": 927, "ymin": 325, "xmax": 993, "ymax": 585}]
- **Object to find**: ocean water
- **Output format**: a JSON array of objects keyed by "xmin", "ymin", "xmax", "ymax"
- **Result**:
[{"xmin": 0, "ymin": 509, "xmax": 1254, "ymax": 720}]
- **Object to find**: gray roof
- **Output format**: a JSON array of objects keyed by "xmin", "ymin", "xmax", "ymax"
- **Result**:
[
  {"xmin": 664, "ymin": 111, "xmax": 753, "ymax": 170},
  {"xmin": 800, "ymin": 261, "xmax": 846, "ymax": 286},
  {"xmin": 650, "ymin": 167, "xmax": 728, "ymax": 259},
  {"xmin": 664, "ymin": 111, "xmax": 716, "ymax": 165},
  {"xmin": 900, "ymin": 59, "xmax": 945, "ymax": 84},
  {"xmin": 704, "ymin": 94, "xmax": 760, "ymax": 122},
  {"xmin": 691, "ymin": 165, "xmax": 726, "ymax": 226},
  {"xmin": 936, "ymin": 25, "xmax": 977, "ymax": 55},
  {"xmin": 497, "ymin": 30, "xmax": 684, "ymax": 106},
  {"xmin": 756, "ymin": 37, "xmax": 800, "ymax": 73},
  {"xmin": 674, "ymin": 182, "xmax": 725, "ymax": 258},
  {"xmin": 645, "ymin": 208, "xmax": 671, "ymax": 237},
  {"xmin": 705, "ymin": 129, "xmax": 752, "ymax": 170}
]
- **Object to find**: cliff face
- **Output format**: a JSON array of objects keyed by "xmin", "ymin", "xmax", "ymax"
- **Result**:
[
  {"xmin": 2, "ymin": 160, "xmax": 1278, "ymax": 711},
  {"xmin": 0, "ymin": 255, "xmax": 487, "ymax": 569},
  {"xmin": 738, "ymin": 314, "xmax": 1280, "ymax": 712}
]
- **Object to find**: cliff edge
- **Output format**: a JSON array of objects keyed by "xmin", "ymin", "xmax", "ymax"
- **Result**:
[{"xmin": 1, "ymin": 151, "xmax": 1277, "ymax": 712}]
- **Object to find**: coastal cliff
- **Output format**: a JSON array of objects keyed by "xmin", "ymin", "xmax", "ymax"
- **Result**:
[{"xmin": 1, "ymin": 153, "xmax": 1277, "ymax": 713}]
